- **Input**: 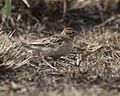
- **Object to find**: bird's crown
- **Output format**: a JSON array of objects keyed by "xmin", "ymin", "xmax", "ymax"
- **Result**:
[{"xmin": 60, "ymin": 27, "xmax": 77, "ymax": 39}]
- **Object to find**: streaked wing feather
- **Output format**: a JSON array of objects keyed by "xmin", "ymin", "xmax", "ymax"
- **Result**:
[{"xmin": 28, "ymin": 35, "xmax": 63, "ymax": 48}]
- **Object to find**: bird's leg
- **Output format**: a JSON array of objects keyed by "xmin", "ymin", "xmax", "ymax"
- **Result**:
[
  {"xmin": 52, "ymin": 58, "xmax": 64, "ymax": 68},
  {"xmin": 53, "ymin": 60, "xmax": 57, "ymax": 67},
  {"xmin": 40, "ymin": 55, "xmax": 58, "ymax": 70}
]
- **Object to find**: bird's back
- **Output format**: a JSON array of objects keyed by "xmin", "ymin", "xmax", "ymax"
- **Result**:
[{"xmin": 26, "ymin": 35, "xmax": 72, "ymax": 59}]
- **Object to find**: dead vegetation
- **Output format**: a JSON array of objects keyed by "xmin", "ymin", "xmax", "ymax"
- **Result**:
[
  {"xmin": 0, "ymin": 27, "xmax": 31, "ymax": 68},
  {"xmin": 0, "ymin": 0, "xmax": 120, "ymax": 96}
]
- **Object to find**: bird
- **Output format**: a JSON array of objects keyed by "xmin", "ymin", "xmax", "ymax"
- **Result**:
[{"xmin": 24, "ymin": 27, "xmax": 78, "ymax": 60}]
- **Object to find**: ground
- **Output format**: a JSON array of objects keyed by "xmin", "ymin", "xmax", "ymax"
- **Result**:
[{"xmin": 0, "ymin": 0, "xmax": 120, "ymax": 96}]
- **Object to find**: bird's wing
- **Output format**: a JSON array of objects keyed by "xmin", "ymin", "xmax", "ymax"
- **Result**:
[{"xmin": 27, "ymin": 35, "xmax": 64, "ymax": 48}]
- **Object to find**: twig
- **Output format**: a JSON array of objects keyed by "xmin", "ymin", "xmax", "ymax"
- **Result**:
[
  {"xmin": 63, "ymin": 0, "xmax": 68, "ymax": 17},
  {"xmin": 94, "ymin": 14, "xmax": 120, "ymax": 28}
]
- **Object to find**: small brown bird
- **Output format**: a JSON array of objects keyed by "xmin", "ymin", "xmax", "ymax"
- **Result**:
[{"xmin": 25, "ymin": 27, "xmax": 78, "ymax": 60}]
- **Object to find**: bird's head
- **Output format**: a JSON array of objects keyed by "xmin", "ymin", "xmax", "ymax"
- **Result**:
[{"xmin": 60, "ymin": 27, "xmax": 78, "ymax": 40}]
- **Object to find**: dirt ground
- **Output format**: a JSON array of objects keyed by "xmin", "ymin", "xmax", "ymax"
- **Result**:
[{"xmin": 0, "ymin": 0, "xmax": 120, "ymax": 96}]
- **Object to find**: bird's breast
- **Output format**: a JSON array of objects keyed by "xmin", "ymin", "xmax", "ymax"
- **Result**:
[{"xmin": 42, "ymin": 41, "xmax": 72, "ymax": 59}]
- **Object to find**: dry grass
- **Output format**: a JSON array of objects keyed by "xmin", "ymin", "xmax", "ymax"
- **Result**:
[
  {"xmin": 0, "ymin": 27, "xmax": 31, "ymax": 68},
  {"xmin": 0, "ymin": 0, "xmax": 120, "ymax": 96},
  {"xmin": 0, "ymin": 26, "xmax": 120, "ymax": 96}
]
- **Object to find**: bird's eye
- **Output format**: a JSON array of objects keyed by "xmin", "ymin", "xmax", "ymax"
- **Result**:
[{"xmin": 67, "ymin": 32, "xmax": 75, "ymax": 38}]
